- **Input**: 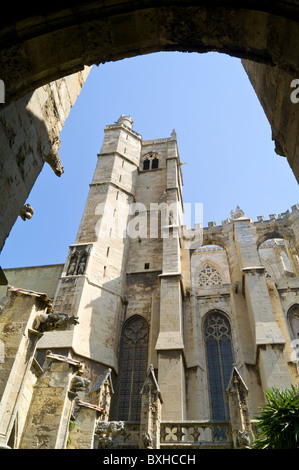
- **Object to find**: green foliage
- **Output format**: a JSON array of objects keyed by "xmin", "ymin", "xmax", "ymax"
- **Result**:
[
  {"xmin": 69, "ymin": 420, "xmax": 76, "ymax": 432},
  {"xmin": 67, "ymin": 420, "xmax": 76, "ymax": 446},
  {"xmin": 253, "ymin": 385, "xmax": 299, "ymax": 449}
]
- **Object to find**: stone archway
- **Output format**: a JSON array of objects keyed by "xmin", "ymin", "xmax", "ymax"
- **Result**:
[{"xmin": 1, "ymin": 1, "xmax": 299, "ymax": 104}]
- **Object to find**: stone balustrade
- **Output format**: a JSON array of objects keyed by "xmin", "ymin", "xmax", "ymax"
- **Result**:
[
  {"xmin": 114, "ymin": 421, "xmax": 232, "ymax": 449},
  {"xmin": 160, "ymin": 421, "xmax": 232, "ymax": 448}
]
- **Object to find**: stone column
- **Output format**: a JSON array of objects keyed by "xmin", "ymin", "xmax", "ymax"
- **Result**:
[
  {"xmin": 233, "ymin": 217, "xmax": 292, "ymax": 391},
  {"xmin": 155, "ymin": 272, "xmax": 186, "ymax": 420},
  {"xmin": 155, "ymin": 143, "xmax": 186, "ymax": 421},
  {"xmin": 19, "ymin": 352, "xmax": 83, "ymax": 449},
  {"xmin": 139, "ymin": 365, "xmax": 163, "ymax": 449},
  {"xmin": 289, "ymin": 205, "xmax": 299, "ymax": 275}
]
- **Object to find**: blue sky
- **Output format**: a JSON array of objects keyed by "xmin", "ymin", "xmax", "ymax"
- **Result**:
[{"xmin": 1, "ymin": 51, "xmax": 298, "ymax": 268}]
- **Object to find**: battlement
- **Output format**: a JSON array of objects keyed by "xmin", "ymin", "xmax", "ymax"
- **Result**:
[{"xmin": 205, "ymin": 204, "xmax": 299, "ymax": 230}]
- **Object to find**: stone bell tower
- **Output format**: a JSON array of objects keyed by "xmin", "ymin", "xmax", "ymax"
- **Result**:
[
  {"xmin": 38, "ymin": 115, "xmax": 142, "ymax": 372},
  {"xmin": 35, "ymin": 114, "xmax": 188, "ymax": 445}
]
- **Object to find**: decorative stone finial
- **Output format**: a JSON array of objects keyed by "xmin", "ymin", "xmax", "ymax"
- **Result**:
[
  {"xmin": 231, "ymin": 206, "xmax": 245, "ymax": 220},
  {"xmin": 117, "ymin": 115, "xmax": 133, "ymax": 129}
]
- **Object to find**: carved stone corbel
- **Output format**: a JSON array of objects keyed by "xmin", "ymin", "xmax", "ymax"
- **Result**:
[{"xmin": 19, "ymin": 203, "xmax": 34, "ymax": 221}]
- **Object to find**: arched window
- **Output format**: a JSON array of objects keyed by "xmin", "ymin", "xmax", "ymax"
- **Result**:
[
  {"xmin": 288, "ymin": 304, "xmax": 299, "ymax": 340},
  {"xmin": 204, "ymin": 311, "xmax": 234, "ymax": 421},
  {"xmin": 143, "ymin": 159, "xmax": 150, "ymax": 170},
  {"xmin": 151, "ymin": 157, "xmax": 159, "ymax": 169},
  {"xmin": 141, "ymin": 153, "xmax": 159, "ymax": 171},
  {"xmin": 117, "ymin": 315, "xmax": 149, "ymax": 421}
]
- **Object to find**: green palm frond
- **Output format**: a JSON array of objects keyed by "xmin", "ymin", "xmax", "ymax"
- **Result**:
[{"xmin": 253, "ymin": 385, "xmax": 299, "ymax": 449}]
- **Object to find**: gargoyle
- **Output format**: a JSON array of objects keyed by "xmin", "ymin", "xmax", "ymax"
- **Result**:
[
  {"xmin": 96, "ymin": 420, "xmax": 124, "ymax": 436},
  {"xmin": 95, "ymin": 420, "xmax": 124, "ymax": 446},
  {"xmin": 33, "ymin": 311, "xmax": 79, "ymax": 332},
  {"xmin": 141, "ymin": 432, "xmax": 152, "ymax": 449},
  {"xmin": 71, "ymin": 376, "xmax": 90, "ymax": 394},
  {"xmin": 238, "ymin": 429, "xmax": 251, "ymax": 449}
]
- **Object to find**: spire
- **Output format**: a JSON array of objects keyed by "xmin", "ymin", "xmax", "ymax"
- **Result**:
[{"xmin": 171, "ymin": 129, "xmax": 177, "ymax": 140}]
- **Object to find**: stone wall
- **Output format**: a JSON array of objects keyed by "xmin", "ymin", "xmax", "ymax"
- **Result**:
[
  {"xmin": 0, "ymin": 287, "xmax": 51, "ymax": 448},
  {"xmin": 242, "ymin": 59, "xmax": 299, "ymax": 183},
  {"xmin": 0, "ymin": 264, "xmax": 64, "ymax": 301},
  {"xmin": 0, "ymin": 67, "xmax": 91, "ymax": 253}
]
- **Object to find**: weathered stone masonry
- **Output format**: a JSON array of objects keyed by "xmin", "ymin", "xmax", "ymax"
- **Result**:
[{"xmin": 0, "ymin": 117, "xmax": 298, "ymax": 448}]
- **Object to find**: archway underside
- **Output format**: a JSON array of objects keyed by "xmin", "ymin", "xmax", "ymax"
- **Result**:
[{"xmin": 1, "ymin": 2, "xmax": 299, "ymax": 103}]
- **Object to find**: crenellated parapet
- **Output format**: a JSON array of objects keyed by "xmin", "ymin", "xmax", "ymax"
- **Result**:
[{"xmin": 199, "ymin": 204, "xmax": 299, "ymax": 252}]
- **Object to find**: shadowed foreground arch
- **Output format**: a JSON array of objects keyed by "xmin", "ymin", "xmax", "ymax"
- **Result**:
[{"xmin": 1, "ymin": 1, "xmax": 299, "ymax": 104}]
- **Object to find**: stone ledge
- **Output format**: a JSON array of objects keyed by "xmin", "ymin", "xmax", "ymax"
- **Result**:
[
  {"xmin": 255, "ymin": 321, "xmax": 286, "ymax": 346},
  {"xmin": 242, "ymin": 266, "xmax": 265, "ymax": 274},
  {"xmin": 155, "ymin": 332, "xmax": 184, "ymax": 351},
  {"xmin": 159, "ymin": 272, "xmax": 182, "ymax": 279}
]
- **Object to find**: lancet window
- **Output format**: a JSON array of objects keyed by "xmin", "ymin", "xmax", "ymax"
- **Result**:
[
  {"xmin": 204, "ymin": 311, "xmax": 234, "ymax": 421},
  {"xmin": 142, "ymin": 158, "xmax": 150, "ymax": 170},
  {"xmin": 142, "ymin": 153, "xmax": 159, "ymax": 171},
  {"xmin": 117, "ymin": 315, "xmax": 149, "ymax": 421},
  {"xmin": 288, "ymin": 304, "xmax": 299, "ymax": 340}
]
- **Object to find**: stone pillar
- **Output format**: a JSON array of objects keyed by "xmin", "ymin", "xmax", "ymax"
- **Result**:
[
  {"xmin": 226, "ymin": 367, "xmax": 254, "ymax": 448},
  {"xmin": 233, "ymin": 217, "xmax": 293, "ymax": 391},
  {"xmin": 68, "ymin": 401, "xmax": 104, "ymax": 449},
  {"xmin": 156, "ymin": 238, "xmax": 186, "ymax": 420},
  {"xmin": 155, "ymin": 148, "xmax": 186, "ymax": 420},
  {"xmin": 139, "ymin": 364, "xmax": 163, "ymax": 449},
  {"xmin": 0, "ymin": 287, "xmax": 50, "ymax": 448},
  {"xmin": 19, "ymin": 351, "xmax": 83, "ymax": 449},
  {"xmin": 289, "ymin": 205, "xmax": 299, "ymax": 275}
]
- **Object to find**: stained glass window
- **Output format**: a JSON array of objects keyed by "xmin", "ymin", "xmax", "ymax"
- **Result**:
[
  {"xmin": 117, "ymin": 316, "xmax": 149, "ymax": 421},
  {"xmin": 204, "ymin": 311, "xmax": 234, "ymax": 421}
]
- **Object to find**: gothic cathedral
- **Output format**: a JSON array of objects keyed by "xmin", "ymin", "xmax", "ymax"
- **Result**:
[{"xmin": 0, "ymin": 115, "xmax": 298, "ymax": 449}]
